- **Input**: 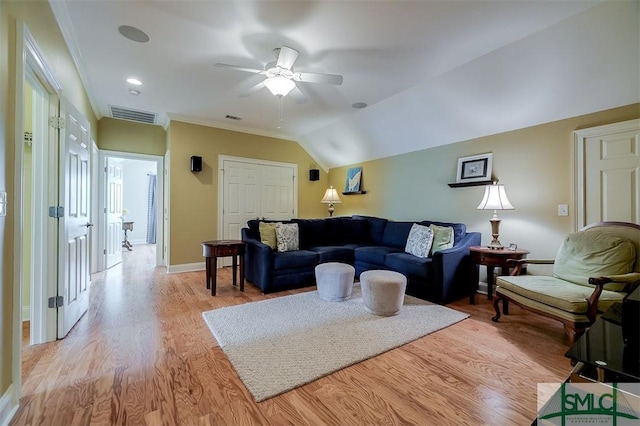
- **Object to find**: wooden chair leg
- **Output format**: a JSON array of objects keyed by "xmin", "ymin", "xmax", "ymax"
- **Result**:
[
  {"xmin": 564, "ymin": 325, "xmax": 585, "ymax": 345},
  {"xmin": 492, "ymin": 295, "xmax": 502, "ymax": 322}
]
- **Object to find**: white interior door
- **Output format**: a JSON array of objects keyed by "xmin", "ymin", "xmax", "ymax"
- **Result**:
[
  {"xmin": 575, "ymin": 119, "xmax": 640, "ymax": 228},
  {"xmin": 105, "ymin": 157, "xmax": 123, "ymax": 268},
  {"xmin": 222, "ymin": 160, "xmax": 260, "ymax": 241},
  {"xmin": 58, "ymin": 97, "xmax": 91, "ymax": 338},
  {"xmin": 261, "ymin": 164, "xmax": 295, "ymax": 220}
]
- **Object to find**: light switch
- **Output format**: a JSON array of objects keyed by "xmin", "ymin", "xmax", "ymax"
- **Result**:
[{"xmin": 558, "ymin": 204, "xmax": 568, "ymax": 216}]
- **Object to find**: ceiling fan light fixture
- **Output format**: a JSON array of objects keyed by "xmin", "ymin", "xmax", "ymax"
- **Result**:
[{"xmin": 264, "ymin": 76, "xmax": 295, "ymax": 97}]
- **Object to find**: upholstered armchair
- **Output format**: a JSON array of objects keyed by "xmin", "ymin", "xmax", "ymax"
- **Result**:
[{"xmin": 492, "ymin": 221, "xmax": 640, "ymax": 344}]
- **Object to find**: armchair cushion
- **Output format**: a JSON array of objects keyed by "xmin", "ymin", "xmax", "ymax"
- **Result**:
[
  {"xmin": 497, "ymin": 275, "xmax": 626, "ymax": 314},
  {"xmin": 553, "ymin": 231, "xmax": 636, "ymax": 291}
]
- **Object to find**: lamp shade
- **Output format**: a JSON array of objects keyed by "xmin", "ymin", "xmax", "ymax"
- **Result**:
[
  {"xmin": 477, "ymin": 183, "xmax": 514, "ymax": 210},
  {"xmin": 264, "ymin": 76, "xmax": 296, "ymax": 97},
  {"xmin": 320, "ymin": 186, "xmax": 342, "ymax": 204}
]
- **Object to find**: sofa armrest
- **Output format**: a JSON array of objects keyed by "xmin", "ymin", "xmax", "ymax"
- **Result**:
[
  {"xmin": 241, "ymin": 228, "xmax": 274, "ymax": 292},
  {"xmin": 431, "ymin": 231, "xmax": 481, "ymax": 301}
]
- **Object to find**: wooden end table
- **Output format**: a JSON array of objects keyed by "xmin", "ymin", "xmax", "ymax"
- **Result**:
[
  {"xmin": 202, "ymin": 240, "xmax": 246, "ymax": 296},
  {"xmin": 469, "ymin": 245, "xmax": 529, "ymax": 304}
]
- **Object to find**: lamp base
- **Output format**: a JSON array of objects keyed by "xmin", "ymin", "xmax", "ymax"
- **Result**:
[
  {"xmin": 328, "ymin": 203, "xmax": 335, "ymax": 217},
  {"xmin": 487, "ymin": 214, "xmax": 504, "ymax": 250}
]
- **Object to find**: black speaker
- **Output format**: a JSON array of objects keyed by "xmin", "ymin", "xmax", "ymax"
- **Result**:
[
  {"xmin": 191, "ymin": 156, "xmax": 202, "ymax": 172},
  {"xmin": 309, "ymin": 169, "xmax": 320, "ymax": 181}
]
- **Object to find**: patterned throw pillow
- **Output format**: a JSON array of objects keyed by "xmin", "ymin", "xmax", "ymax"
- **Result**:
[
  {"xmin": 429, "ymin": 224, "xmax": 454, "ymax": 255},
  {"xmin": 275, "ymin": 223, "xmax": 300, "ymax": 252},
  {"xmin": 405, "ymin": 223, "xmax": 434, "ymax": 258}
]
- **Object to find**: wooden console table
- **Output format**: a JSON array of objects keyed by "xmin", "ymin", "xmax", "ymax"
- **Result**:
[
  {"xmin": 202, "ymin": 240, "xmax": 246, "ymax": 296},
  {"xmin": 469, "ymin": 245, "xmax": 529, "ymax": 303}
]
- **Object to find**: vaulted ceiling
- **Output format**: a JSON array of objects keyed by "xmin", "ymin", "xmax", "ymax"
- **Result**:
[{"xmin": 50, "ymin": 1, "xmax": 639, "ymax": 169}]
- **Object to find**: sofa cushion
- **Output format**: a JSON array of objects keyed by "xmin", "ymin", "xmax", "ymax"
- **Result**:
[
  {"xmin": 337, "ymin": 217, "xmax": 371, "ymax": 245},
  {"xmin": 553, "ymin": 231, "xmax": 636, "ymax": 291},
  {"xmin": 429, "ymin": 224, "xmax": 454, "ymax": 255},
  {"xmin": 497, "ymin": 275, "xmax": 625, "ymax": 314},
  {"xmin": 258, "ymin": 222, "xmax": 280, "ymax": 250},
  {"xmin": 381, "ymin": 221, "xmax": 414, "ymax": 249},
  {"xmin": 273, "ymin": 250, "xmax": 318, "ymax": 270},
  {"xmin": 420, "ymin": 221, "xmax": 466, "ymax": 245},
  {"xmin": 352, "ymin": 215, "xmax": 388, "ymax": 244},
  {"xmin": 385, "ymin": 252, "xmax": 432, "ymax": 278},
  {"xmin": 404, "ymin": 224, "xmax": 434, "ymax": 258},
  {"xmin": 276, "ymin": 223, "xmax": 299, "ymax": 252},
  {"xmin": 293, "ymin": 219, "xmax": 328, "ymax": 248},
  {"xmin": 310, "ymin": 246, "xmax": 354, "ymax": 263},
  {"xmin": 354, "ymin": 246, "xmax": 402, "ymax": 265}
]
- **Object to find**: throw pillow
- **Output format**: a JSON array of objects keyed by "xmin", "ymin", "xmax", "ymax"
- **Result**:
[
  {"xmin": 258, "ymin": 222, "xmax": 280, "ymax": 250},
  {"xmin": 429, "ymin": 224, "xmax": 454, "ymax": 255},
  {"xmin": 276, "ymin": 223, "xmax": 300, "ymax": 252},
  {"xmin": 405, "ymin": 223, "xmax": 434, "ymax": 258}
]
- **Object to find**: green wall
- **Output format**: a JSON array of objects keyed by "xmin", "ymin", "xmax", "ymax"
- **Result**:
[{"xmin": 329, "ymin": 103, "xmax": 639, "ymax": 261}]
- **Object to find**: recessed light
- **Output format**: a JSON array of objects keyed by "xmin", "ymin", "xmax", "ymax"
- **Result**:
[
  {"xmin": 118, "ymin": 25, "xmax": 150, "ymax": 43},
  {"xmin": 352, "ymin": 102, "xmax": 368, "ymax": 109},
  {"xmin": 129, "ymin": 89, "xmax": 141, "ymax": 95},
  {"xmin": 127, "ymin": 78, "xmax": 142, "ymax": 85}
]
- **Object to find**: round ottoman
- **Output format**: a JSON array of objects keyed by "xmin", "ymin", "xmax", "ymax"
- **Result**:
[
  {"xmin": 360, "ymin": 270, "xmax": 407, "ymax": 316},
  {"xmin": 315, "ymin": 262, "xmax": 355, "ymax": 301}
]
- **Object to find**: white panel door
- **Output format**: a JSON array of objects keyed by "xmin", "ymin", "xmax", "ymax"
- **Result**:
[
  {"xmin": 105, "ymin": 157, "xmax": 123, "ymax": 268},
  {"xmin": 222, "ymin": 160, "xmax": 260, "ymax": 241},
  {"xmin": 575, "ymin": 119, "xmax": 640, "ymax": 229},
  {"xmin": 261, "ymin": 164, "xmax": 294, "ymax": 220},
  {"xmin": 58, "ymin": 98, "xmax": 91, "ymax": 338}
]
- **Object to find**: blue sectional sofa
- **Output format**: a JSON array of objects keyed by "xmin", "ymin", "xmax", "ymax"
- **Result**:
[{"xmin": 241, "ymin": 215, "xmax": 481, "ymax": 303}]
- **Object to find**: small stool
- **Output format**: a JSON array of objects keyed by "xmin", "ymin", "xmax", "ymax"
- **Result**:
[
  {"xmin": 315, "ymin": 262, "xmax": 355, "ymax": 301},
  {"xmin": 360, "ymin": 270, "xmax": 407, "ymax": 316}
]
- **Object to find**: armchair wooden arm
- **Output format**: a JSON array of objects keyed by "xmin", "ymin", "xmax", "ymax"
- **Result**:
[
  {"xmin": 505, "ymin": 259, "xmax": 555, "ymax": 276},
  {"xmin": 585, "ymin": 273, "xmax": 640, "ymax": 323}
]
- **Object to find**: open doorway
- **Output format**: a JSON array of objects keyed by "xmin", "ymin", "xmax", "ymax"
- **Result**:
[{"xmin": 97, "ymin": 151, "xmax": 164, "ymax": 271}]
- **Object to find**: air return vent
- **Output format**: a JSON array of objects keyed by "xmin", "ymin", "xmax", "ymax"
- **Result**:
[{"xmin": 109, "ymin": 105, "xmax": 157, "ymax": 124}]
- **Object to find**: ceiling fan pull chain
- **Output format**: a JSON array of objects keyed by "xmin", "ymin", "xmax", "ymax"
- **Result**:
[{"xmin": 277, "ymin": 95, "xmax": 284, "ymax": 129}]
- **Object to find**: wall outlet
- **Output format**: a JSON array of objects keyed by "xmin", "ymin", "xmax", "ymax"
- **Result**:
[{"xmin": 558, "ymin": 204, "xmax": 569, "ymax": 216}]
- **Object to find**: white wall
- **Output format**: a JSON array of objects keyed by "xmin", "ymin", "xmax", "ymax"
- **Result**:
[{"xmin": 122, "ymin": 159, "xmax": 156, "ymax": 244}]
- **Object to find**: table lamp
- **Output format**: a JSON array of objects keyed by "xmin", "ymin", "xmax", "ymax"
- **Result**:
[
  {"xmin": 321, "ymin": 186, "xmax": 342, "ymax": 217},
  {"xmin": 477, "ymin": 182, "xmax": 514, "ymax": 249}
]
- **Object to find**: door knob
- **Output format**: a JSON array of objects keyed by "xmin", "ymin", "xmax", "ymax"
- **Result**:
[{"xmin": 85, "ymin": 222, "xmax": 94, "ymax": 228}]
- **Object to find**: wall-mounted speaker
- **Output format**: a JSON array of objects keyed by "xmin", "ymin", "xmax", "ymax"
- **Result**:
[
  {"xmin": 191, "ymin": 156, "xmax": 202, "ymax": 172},
  {"xmin": 309, "ymin": 169, "xmax": 320, "ymax": 181}
]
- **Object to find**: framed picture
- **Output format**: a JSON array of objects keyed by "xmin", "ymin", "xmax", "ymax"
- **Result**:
[
  {"xmin": 344, "ymin": 167, "xmax": 362, "ymax": 193},
  {"xmin": 456, "ymin": 153, "xmax": 493, "ymax": 183}
]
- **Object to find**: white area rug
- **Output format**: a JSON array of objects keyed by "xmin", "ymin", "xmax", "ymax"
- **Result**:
[{"xmin": 202, "ymin": 285, "xmax": 469, "ymax": 402}]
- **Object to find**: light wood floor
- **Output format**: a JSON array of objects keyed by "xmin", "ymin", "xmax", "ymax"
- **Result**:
[{"xmin": 12, "ymin": 245, "xmax": 571, "ymax": 425}]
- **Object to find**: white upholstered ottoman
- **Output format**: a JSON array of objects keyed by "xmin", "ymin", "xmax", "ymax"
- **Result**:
[
  {"xmin": 360, "ymin": 270, "xmax": 407, "ymax": 316},
  {"xmin": 315, "ymin": 262, "xmax": 355, "ymax": 301}
]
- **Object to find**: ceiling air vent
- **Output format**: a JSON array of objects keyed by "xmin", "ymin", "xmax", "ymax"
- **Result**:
[{"xmin": 109, "ymin": 105, "xmax": 157, "ymax": 124}]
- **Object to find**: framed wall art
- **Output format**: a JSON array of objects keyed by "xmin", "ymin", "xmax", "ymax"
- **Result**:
[{"xmin": 456, "ymin": 153, "xmax": 493, "ymax": 183}]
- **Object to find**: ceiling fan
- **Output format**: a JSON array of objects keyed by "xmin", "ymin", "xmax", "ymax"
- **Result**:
[{"xmin": 215, "ymin": 45, "xmax": 343, "ymax": 103}]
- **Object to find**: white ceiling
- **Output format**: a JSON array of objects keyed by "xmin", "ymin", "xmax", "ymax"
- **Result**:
[{"xmin": 49, "ymin": 1, "xmax": 639, "ymax": 169}]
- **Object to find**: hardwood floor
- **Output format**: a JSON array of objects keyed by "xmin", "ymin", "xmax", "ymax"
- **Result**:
[{"xmin": 12, "ymin": 245, "xmax": 571, "ymax": 425}]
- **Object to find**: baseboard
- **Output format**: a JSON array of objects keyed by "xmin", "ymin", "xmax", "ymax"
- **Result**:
[
  {"xmin": 0, "ymin": 385, "xmax": 19, "ymax": 426},
  {"xmin": 166, "ymin": 262, "xmax": 205, "ymax": 274}
]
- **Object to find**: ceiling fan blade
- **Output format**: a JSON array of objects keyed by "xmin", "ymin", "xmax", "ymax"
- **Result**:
[
  {"xmin": 215, "ymin": 63, "xmax": 265, "ymax": 74},
  {"xmin": 239, "ymin": 81, "xmax": 266, "ymax": 97},
  {"xmin": 295, "ymin": 72, "xmax": 343, "ymax": 85},
  {"xmin": 276, "ymin": 46, "xmax": 299, "ymax": 70},
  {"xmin": 289, "ymin": 86, "xmax": 307, "ymax": 104}
]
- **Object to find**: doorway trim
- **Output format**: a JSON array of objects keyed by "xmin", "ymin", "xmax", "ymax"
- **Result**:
[
  {"xmin": 98, "ymin": 150, "xmax": 165, "ymax": 270},
  {"xmin": 573, "ymin": 118, "xmax": 640, "ymax": 230},
  {"xmin": 11, "ymin": 22, "xmax": 63, "ymax": 413}
]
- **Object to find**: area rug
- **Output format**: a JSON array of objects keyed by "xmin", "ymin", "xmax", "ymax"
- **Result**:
[{"xmin": 202, "ymin": 285, "xmax": 469, "ymax": 402}]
